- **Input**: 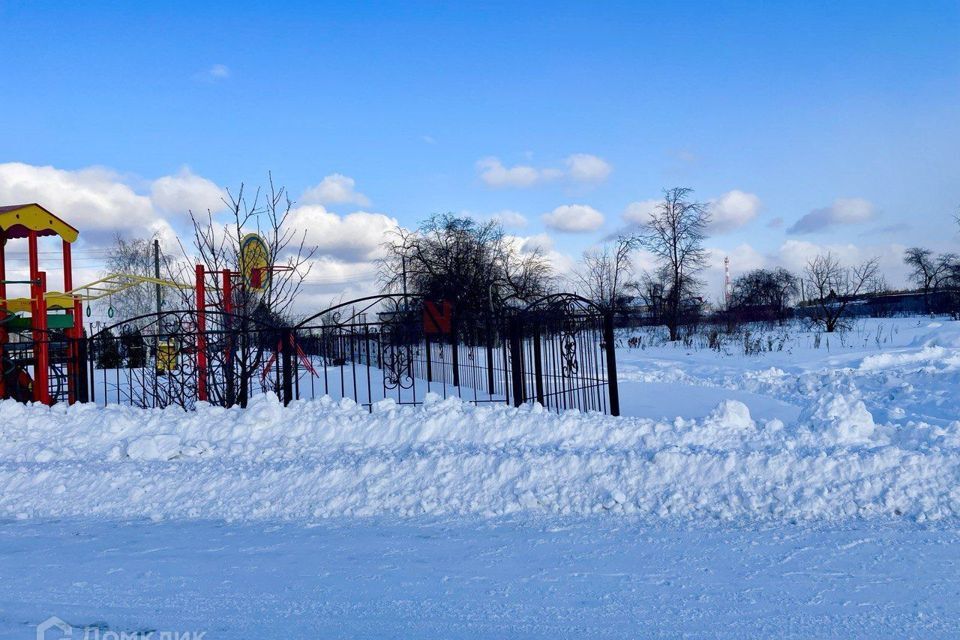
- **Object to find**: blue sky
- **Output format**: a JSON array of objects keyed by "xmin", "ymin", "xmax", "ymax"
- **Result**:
[{"xmin": 1, "ymin": 0, "xmax": 958, "ymax": 302}]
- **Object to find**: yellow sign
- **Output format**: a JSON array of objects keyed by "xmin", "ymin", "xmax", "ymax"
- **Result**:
[
  {"xmin": 157, "ymin": 340, "xmax": 178, "ymax": 373},
  {"xmin": 240, "ymin": 233, "xmax": 270, "ymax": 290}
]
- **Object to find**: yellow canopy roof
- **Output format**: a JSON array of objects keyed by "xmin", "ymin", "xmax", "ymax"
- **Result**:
[{"xmin": 0, "ymin": 203, "xmax": 79, "ymax": 243}]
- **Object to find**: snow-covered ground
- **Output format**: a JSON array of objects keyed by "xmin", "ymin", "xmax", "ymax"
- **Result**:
[{"xmin": 2, "ymin": 316, "xmax": 959, "ymax": 637}]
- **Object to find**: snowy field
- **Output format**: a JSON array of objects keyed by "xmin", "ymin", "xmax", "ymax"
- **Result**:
[{"xmin": 2, "ymin": 316, "xmax": 960, "ymax": 637}]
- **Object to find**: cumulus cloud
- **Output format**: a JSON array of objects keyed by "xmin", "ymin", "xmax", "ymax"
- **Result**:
[
  {"xmin": 542, "ymin": 204, "xmax": 604, "ymax": 233},
  {"xmin": 787, "ymin": 198, "xmax": 875, "ymax": 234},
  {"xmin": 708, "ymin": 243, "xmax": 770, "ymax": 274},
  {"xmin": 696, "ymin": 238, "xmax": 913, "ymax": 302},
  {"xmin": 708, "ymin": 190, "xmax": 761, "ymax": 234},
  {"xmin": 285, "ymin": 205, "xmax": 398, "ymax": 262},
  {"xmin": 564, "ymin": 154, "xmax": 613, "ymax": 184},
  {"xmin": 622, "ymin": 191, "xmax": 761, "ymax": 234},
  {"xmin": 490, "ymin": 209, "xmax": 528, "ymax": 228},
  {"xmin": 0, "ymin": 162, "xmax": 169, "ymax": 242},
  {"xmin": 0, "ymin": 162, "xmax": 407, "ymax": 306},
  {"xmin": 505, "ymin": 233, "xmax": 575, "ymax": 278},
  {"xmin": 519, "ymin": 233, "xmax": 554, "ymax": 253},
  {"xmin": 301, "ymin": 174, "xmax": 371, "ymax": 207},
  {"xmin": 477, "ymin": 154, "xmax": 612, "ymax": 188},
  {"xmin": 150, "ymin": 167, "xmax": 226, "ymax": 214},
  {"xmin": 622, "ymin": 199, "xmax": 660, "ymax": 225},
  {"xmin": 476, "ymin": 157, "xmax": 560, "ymax": 188}
]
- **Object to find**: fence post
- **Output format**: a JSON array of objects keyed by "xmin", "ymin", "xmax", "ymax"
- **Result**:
[
  {"xmin": 602, "ymin": 311, "xmax": 620, "ymax": 416},
  {"xmin": 425, "ymin": 338, "xmax": 433, "ymax": 383},
  {"xmin": 485, "ymin": 322, "xmax": 495, "ymax": 396},
  {"xmin": 450, "ymin": 311, "xmax": 460, "ymax": 388},
  {"xmin": 195, "ymin": 265, "xmax": 208, "ymax": 403},
  {"xmin": 222, "ymin": 268, "xmax": 235, "ymax": 407},
  {"xmin": 76, "ymin": 332, "xmax": 90, "ymax": 403},
  {"xmin": 87, "ymin": 323, "xmax": 96, "ymax": 405},
  {"xmin": 281, "ymin": 328, "xmax": 295, "ymax": 406},
  {"xmin": 532, "ymin": 322, "xmax": 544, "ymax": 406},
  {"xmin": 508, "ymin": 315, "xmax": 524, "ymax": 408}
]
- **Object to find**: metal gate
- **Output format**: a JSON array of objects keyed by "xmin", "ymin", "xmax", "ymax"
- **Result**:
[{"xmin": 291, "ymin": 293, "xmax": 618, "ymax": 415}]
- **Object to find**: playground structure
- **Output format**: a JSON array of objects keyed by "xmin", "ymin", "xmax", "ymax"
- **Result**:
[
  {"xmin": 0, "ymin": 203, "xmax": 197, "ymax": 405},
  {"xmin": 0, "ymin": 203, "xmax": 306, "ymax": 408},
  {"xmin": 0, "ymin": 203, "xmax": 620, "ymax": 415},
  {"xmin": 0, "ymin": 204, "xmax": 84, "ymax": 404}
]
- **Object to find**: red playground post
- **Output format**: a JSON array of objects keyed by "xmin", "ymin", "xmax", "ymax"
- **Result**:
[{"xmin": 195, "ymin": 264, "xmax": 207, "ymax": 402}]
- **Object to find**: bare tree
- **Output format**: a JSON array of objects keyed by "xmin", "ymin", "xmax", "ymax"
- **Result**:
[
  {"xmin": 628, "ymin": 267, "xmax": 669, "ymax": 324},
  {"xmin": 803, "ymin": 252, "xmax": 880, "ymax": 332},
  {"xmin": 729, "ymin": 267, "xmax": 799, "ymax": 324},
  {"xmin": 572, "ymin": 235, "xmax": 637, "ymax": 312},
  {"xmin": 178, "ymin": 174, "xmax": 316, "ymax": 407},
  {"xmin": 185, "ymin": 176, "xmax": 314, "ymax": 321},
  {"xmin": 101, "ymin": 234, "xmax": 189, "ymax": 324},
  {"xmin": 379, "ymin": 213, "xmax": 553, "ymax": 316},
  {"xmin": 637, "ymin": 187, "xmax": 711, "ymax": 340},
  {"xmin": 903, "ymin": 247, "xmax": 951, "ymax": 312},
  {"xmin": 103, "ymin": 235, "xmax": 160, "ymax": 323}
]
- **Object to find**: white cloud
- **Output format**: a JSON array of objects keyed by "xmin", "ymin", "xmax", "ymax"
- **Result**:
[
  {"xmin": 778, "ymin": 239, "xmax": 862, "ymax": 272},
  {"xmin": 506, "ymin": 233, "xmax": 575, "ymax": 278},
  {"xmin": 0, "ymin": 162, "xmax": 170, "ymax": 242},
  {"xmin": 622, "ymin": 199, "xmax": 661, "ymax": 224},
  {"xmin": 197, "ymin": 64, "xmax": 230, "ymax": 81},
  {"xmin": 696, "ymin": 238, "xmax": 913, "ymax": 302},
  {"xmin": 491, "ymin": 209, "xmax": 528, "ymax": 228},
  {"xmin": 0, "ymin": 162, "xmax": 408, "ymax": 308},
  {"xmin": 623, "ymin": 191, "xmax": 761, "ymax": 234},
  {"xmin": 708, "ymin": 190, "xmax": 761, "ymax": 234},
  {"xmin": 285, "ymin": 205, "xmax": 398, "ymax": 262},
  {"xmin": 476, "ymin": 157, "xmax": 560, "ymax": 188},
  {"xmin": 150, "ymin": 167, "xmax": 226, "ymax": 214},
  {"xmin": 519, "ymin": 233, "xmax": 554, "ymax": 253},
  {"xmin": 787, "ymin": 197, "xmax": 875, "ymax": 234},
  {"xmin": 542, "ymin": 204, "xmax": 604, "ymax": 233},
  {"xmin": 708, "ymin": 243, "xmax": 770, "ymax": 274},
  {"xmin": 564, "ymin": 154, "xmax": 612, "ymax": 184},
  {"xmin": 476, "ymin": 154, "xmax": 612, "ymax": 189},
  {"xmin": 301, "ymin": 174, "xmax": 371, "ymax": 207}
]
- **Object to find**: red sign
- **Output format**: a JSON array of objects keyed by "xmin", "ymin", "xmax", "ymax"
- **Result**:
[{"xmin": 423, "ymin": 300, "xmax": 453, "ymax": 335}]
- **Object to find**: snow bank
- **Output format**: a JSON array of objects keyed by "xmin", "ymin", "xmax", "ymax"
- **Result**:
[{"xmin": 3, "ymin": 391, "xmax": 960, "ymax": 523}]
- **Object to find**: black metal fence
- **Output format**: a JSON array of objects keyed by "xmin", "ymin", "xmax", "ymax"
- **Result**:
[{"xmin": 32, "ymin": 293, "xmax": 619, "ymax": 415}]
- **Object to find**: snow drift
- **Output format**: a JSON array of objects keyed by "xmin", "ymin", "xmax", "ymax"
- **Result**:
[{"xmin": 2, "ymin": 388, "xmax": 959, "ymax": 523}]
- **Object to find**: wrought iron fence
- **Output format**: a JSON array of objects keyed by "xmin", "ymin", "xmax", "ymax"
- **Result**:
[{"xmin": 7, "ymin": 293, "xmax": 619, "ymax": 415}]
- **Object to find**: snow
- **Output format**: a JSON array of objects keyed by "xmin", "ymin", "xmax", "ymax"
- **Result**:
[
  {"xmin": 3, "ymin": 387, "xmax": 959, "ymax": 522},
  {"xmin": 1, "ymin": 518, "xmax": 958, "ymax": 639},
  {"xmin": 3, "ymin": 315, "xmax": 960, "ymax": 636}
]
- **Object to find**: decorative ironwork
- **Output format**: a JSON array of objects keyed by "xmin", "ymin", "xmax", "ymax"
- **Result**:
[
  {"xmin": 382, "ymin": 343, "xmax": 414, "ymax": 389},
  {"xmin": 69, "ymin": 291, "xmax": 618, "ymax": 415},
  {"xmin": 560, "ymin": 330, "xmax": 579, "ymax": 377}
]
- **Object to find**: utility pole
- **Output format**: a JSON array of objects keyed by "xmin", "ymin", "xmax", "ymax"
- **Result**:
[
  {"xmin": 154, "ymin": 238, "xmax": 162, "ymax": 319},
  {"xmin": 723, "ymin": 256, "xmax": 732, "ymax": 308},
  {"xmin": 153, "ymin": 238, "xmax": 163, "ymax": 372}
]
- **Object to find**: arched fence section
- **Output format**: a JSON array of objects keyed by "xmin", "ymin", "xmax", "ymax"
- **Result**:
[{"xmin": 74, "ymin": 293, "xmax": 620, "ymax": 415}]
